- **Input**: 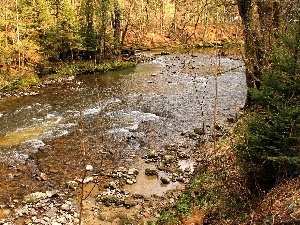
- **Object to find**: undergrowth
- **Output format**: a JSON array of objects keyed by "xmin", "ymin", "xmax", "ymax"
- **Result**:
[{"xmin": 157, "ymin": 135, "xmax": 253, "ymax": 224}]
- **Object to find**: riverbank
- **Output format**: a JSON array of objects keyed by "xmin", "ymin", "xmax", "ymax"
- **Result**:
[
  {"xmin": 0, "ymin": 49, "xmax": 163, "ymax": 100},
  {"xmin": 157, "ymin": 118, "xmax": 300, "ymax": 224}
]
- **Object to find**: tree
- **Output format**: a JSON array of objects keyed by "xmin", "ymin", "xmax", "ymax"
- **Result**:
[
  {"xmin": 236, "ymin": 0, "xmax": 299, "ymax": 90},
  {"xmin": 234, "ymin": 1, "xmax": 300, "ymax": 191}
]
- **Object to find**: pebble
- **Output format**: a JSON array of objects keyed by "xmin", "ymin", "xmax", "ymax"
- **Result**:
[{"xmin": 85, "ymin": 164, "xmax": 93, "ymax": 171}]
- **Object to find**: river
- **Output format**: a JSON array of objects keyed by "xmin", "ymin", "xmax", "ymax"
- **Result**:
[{"xmin": 0, "ymin": 51, "xmax": 246, "ymax": 223}]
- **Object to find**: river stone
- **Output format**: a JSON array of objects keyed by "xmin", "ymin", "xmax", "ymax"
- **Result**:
[
  {"xmin": 163, "ymin": 155, "xmax": 174, "ymax": 163},
  {"xmin": 128, "ymin": 168, "xmax": 139, "ymax": 175},
  {"xmin": 117, "ymin": 167, "xmax": 127, "ymax": 173},
  {"xmin": 194, "ymin": 127, "xmax": 205, "ymax": 135},
  {"xmin": 46, "ymin": 190, "xmax": 59, "ymax": 198},
  {"xmin": 57, "ymin": 216, "xmax": 67, "ymax": 223},
  {"xmin": 147, "ymin": 150, "xmax": 157, "ymax": 158},
  {"xmin": 126, "ymin": 179, "xmax": 134, "ymax": 185},
  {"xmin": 82, "ymin": 176, "xmax": 93, "ymax": 183},
  {"xmin": 66, "ymin": 181, "xmax": 78, "ymax": 190},
  {"xmin": 107, "ymin": 181, "xmax": 117, "ymax": 189},
  {"xmin": 157, "ymin": 162, "xmax": 165, "ymax": 170},
  {"xmin": 52, "ymin": 222, "xmax": 62, "ymax": 225},
  {"xmin": 46, "ymin": 208, "xmax": 56, "ymax": 217},
  {"xmin": 85, "ymin": 164, "xmax": 93, "ymax": 171},
  {"xmin": 160, "ymin": 176, "xmax": 171, "ymax": 184},
  {"xmin": 24, "ymin": 192, "xmax": 47, "ymax": 203},
  {"xmin": 145, "ymin": 168, "xmax": 158, "ymax": 176},
  {"xmin": 123, "ymin": 197, "xmax": 136, "ymax": 208},
  {"xmin": 61, "ymin": 203, "xmax": 71, "ymax": 211}
]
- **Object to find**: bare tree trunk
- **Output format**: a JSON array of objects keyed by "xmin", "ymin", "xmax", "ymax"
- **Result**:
[
  {"xmin": 15, "ymin": 0, "xmax": 21, "ymax": 70},
  {"xmin": 236, "ymin": 0, "xmax": 285, "ymax": 91}
]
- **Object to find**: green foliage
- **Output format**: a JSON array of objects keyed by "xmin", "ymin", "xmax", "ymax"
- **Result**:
[
  {"xmin": 158, "ymin": 172, "xmax": 234, "ymax": 223},
  {"xmin": 235, "ymin": 22, "xmax": 300, "ymax": 191}
]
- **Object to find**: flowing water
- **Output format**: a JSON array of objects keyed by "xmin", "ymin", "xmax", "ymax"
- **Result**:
[{"xmin": 0, "ymin": 52, "xmax": 246, "ymax": 204}]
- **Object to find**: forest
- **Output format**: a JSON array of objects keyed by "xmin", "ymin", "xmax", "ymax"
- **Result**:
[
  {"xmin": 0, "ymin": 0, "xmax": 299, "ymax": 224},
  {"xmin": 0, "ymin": 0, "xmax": 240, "ymax": 91}
]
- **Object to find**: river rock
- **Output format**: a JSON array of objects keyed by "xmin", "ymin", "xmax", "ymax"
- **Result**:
[
  {"xmin": 57, "ymin": 216, "xmax": 67, "ymax": 224},
  {"xmin": 61, "ymin": 203, "xmax": 71, "ymax": 211},
  {"xmin": 163, "ymin": 155, "xmax": 174, "ymax": 163},
  {"xmin": 117, "ymin": 167, "xmax": 127, "ymax": 173},
  {"xmin": 147, "ymin": 150, "xmax": 157, "ymax": 158},
  {"xmin": 24, "ymin": 192, "xmax": 47, "ymax": 203},
  {"xmin": 123, "ymin": 197, "xmax": 136, "ymax": 208},
  {"xmin": 194, "ymin": 127, "xmax": 205, "ymax": 135},
  {"xmin": 40, "ymin": 172, "xmax": 48, "ymax": 181},
  {"xmin": 126, "ymin": 179, "xmax": 134, "ymax": 185},
  {"xmin": 52, "ymin": 222, "xmax": 62, "ymax": 225},
  {"xmin": 128, "ymin": 168, "xmax": 139, "ymax": 176},
  {"xmin": 145, "ymin": 168, "xmax": 158, "ymax": 176},
  {"xmin": 76, "ymin": 176, "xmax": 93, "ymax": 183},
  {"xmin": 66, "ymin": 181, "xmax": 78, "ymax": 190},
  {"xmin": 160, "ymin": 176, "xmax": 171, "ymax": 184},
  {"xmin": 46, "ymin": 190, "xmax": 59, "ymax": 198},
  {"xmin": 46, "ymin": 208, "xmax": 56, "ymax": 217},
  {"xmin": 107, "ymin": 181, "xmax": 118, "ymax": 189},
  {"xmin": 85, "ymin": 164, "xmax": 93, "ymax": 171}
]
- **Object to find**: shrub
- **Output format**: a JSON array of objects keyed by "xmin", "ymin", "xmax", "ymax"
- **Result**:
[{"xmin": 235, "ymin": 23, "xmax": 300, "ymax": 191}]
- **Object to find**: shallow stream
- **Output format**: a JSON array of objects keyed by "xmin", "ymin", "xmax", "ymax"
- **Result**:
[{"xmin": 0, "ymin": 51, "xmax": 246, "ymax": 205}]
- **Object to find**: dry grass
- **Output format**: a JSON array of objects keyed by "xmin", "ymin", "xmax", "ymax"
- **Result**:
[{"xmin": 250, "ymin": 177, "xmax": 300, "ymax": 224}]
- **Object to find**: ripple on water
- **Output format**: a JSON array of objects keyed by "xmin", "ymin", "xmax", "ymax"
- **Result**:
[{"xmin": 107, "ymin": 110, "xmax": 160, "ymax": 134}]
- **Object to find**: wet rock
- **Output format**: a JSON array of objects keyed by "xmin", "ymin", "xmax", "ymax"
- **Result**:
[
  {"xmin": 40, "ymin": 172, "xmax": 48, "ymax": 181},
  {"xmin": 147, "ymin": 150, "xmax": 157, "ymax": 158},
  {"xmin": 66, "ymin": 181, "xmax": 78, "ymax": 190},
  {"xmin": 46, "ymin": 190, "xmax": 59, "ymax": 198},
  {"xmin": 24, "ymin": 192, "xmax": 47, "ymax": 203},
  {"xmin": 194, "ymin": 127, "xmax": 205, "ymax": 135},
  {"xmin": 85, "ymin": 164, "xmax": 93, "ymax": 171},
  {"xmin": 126, "ymin": 179, "xmax": 134, "ymax": 185},
  {"xmin": 123, "ymin": 197, "xmax": 136, "ymax": 208},
  {"xmin": 128, "ymin": 168, "xmax": 139, "ymax": 176},
  {"xmin": 160, "ymin": 176, "xmax": 171, "ymax": 184},
  {"xmin": 163, "ymin": 155, "xmax": 175, "ymax": 163},
  {"xmin": 101, "ymin": 195, "xmax": 121, "ymax": 206},
  {"xmin": 145, "ymin": 168, "xmax": 158, "ymax": 176}
]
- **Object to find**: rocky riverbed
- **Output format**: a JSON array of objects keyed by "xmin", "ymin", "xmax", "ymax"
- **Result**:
[
  {"xmin": 0, "ymin": 50, "xmax": 246, "ymax": 224},
  {"xmin": 0, "ymin": 139, "xmax": 225, "ymax": 224}
]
